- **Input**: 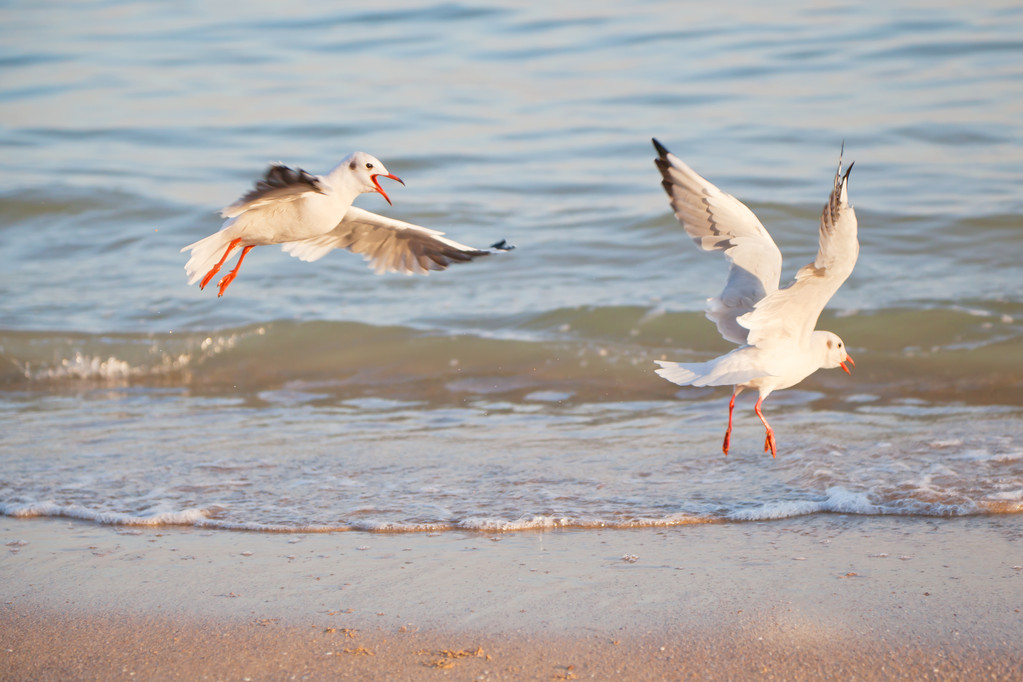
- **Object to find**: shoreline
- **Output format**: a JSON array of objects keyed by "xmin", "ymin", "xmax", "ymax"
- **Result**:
[{"xmin": 3, "ymin": 515, "xmax": 1022, "ymax": 679}]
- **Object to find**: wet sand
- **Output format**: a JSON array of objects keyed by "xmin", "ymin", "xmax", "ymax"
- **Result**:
[{"xmin": 2, "ymin": 515, "xmax": 1021, "ymax": 680}]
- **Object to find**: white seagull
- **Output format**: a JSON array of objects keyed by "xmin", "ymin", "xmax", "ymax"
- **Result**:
[
  {"xmin": 182, "ymin": 152, "xmax": 510, "ymax": 297},
  {"xmin": 651, "ymin": 138, "xmax": 858, "ymax": 457}
]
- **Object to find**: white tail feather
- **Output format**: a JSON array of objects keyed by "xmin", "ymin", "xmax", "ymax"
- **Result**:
[
  {"xmin": 181, "ymin": 231, "xmax": 236, "ymax": 285},
  {"xmin": 654, "ymin": 361, "xmax": 703, "ymax": 386},
  {"xmin": 655, "ymin": 358, "xmax": 769, "ymax": 388}
]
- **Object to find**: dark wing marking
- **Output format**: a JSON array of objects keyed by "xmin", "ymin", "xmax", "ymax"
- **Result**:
[{"xmin": 221, "ymin": 163, "xmax": 325, "ymax": 218}]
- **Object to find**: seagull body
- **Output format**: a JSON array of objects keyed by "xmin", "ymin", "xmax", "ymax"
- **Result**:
[
  {"xmin": 651, "ymin": 138, "xmax": 858, "ymax": 457},
  {"xmin": 182, "ymin": 152, "xmax": 504, "ymax": 296}
]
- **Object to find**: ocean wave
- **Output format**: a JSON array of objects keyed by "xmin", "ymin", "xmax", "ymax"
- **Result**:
[
  {"xmin": 724, "ymin": 486, "xmax": 1022, "ymax": 521},
  {"xmin": 0, "ymin": 501, "xmax": 718, "ymax": 533},
  {"xmin": 0, "ymin": 501, "xmax": 354, "ymax": 533},
  {"xmin": 0, "ymin": 326, "xmax": 260, "ymax": 384},
  {"xmin": 2, "ymin": 305, "xmax": 1022, "ymax": 405},
  {"xmin": 5, "ymin": 489, "xmax": 1019, "ymax": 535},
  {"xmin": 0, "ymin": 501, "xmax": 214, "ymax": 527}
]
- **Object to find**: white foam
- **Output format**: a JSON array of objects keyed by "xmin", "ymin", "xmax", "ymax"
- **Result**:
[
  {"xmin": 349, "ymin": 520, "xmax": 453, "ymax": 533},
  {"xmin": 1, "ymin": 501, "xmax": 211, "ymax": 526},
  {"xmin": 12, "ymin": 328, "xmax": 254, "ymax": 383},
  {"xmin": 0, "ymin": 501, "xmax": 357, "ymax": 533},
  {"xmin": 457, "ymin": 513, "xmax": 714, "ymax": 532},
  {"xmin": 458, "ymin": 515, "xmax": 573, "ymax": 531},
  {"xmin": 821, "ymin": 487, "xmax": 884, "ymax": 514},
  {"xmin": 727, "ymin": 487, "xmax": 881, "ymax": 521}
]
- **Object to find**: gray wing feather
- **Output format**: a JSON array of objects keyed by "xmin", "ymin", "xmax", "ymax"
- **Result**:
[
  {"xmin": 653, "ymin": 139, "xmax": 783, "ymax": 345},
  {"xmin": 740, "ymin": 153, "xmax": 858, "ymax": 346},
  {"xmin": 281, "ymin": 206, "xmax": 492, "ymax": 275}
]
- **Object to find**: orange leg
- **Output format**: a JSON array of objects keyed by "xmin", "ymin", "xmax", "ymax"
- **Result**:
[
  {"xmin": 200, "ymin": 238, "xmax": 242, "ymax": 290},
  {"xmin": 217, "ymin": 245, "xmax": 254, "ymax": 297},
  {"xmin": 753, "ymin": 396, "xmax": 777, "ymax": 458},
  {"xmin": 722, "ymin": 390, "xmax": 739, "ymax": 456}
]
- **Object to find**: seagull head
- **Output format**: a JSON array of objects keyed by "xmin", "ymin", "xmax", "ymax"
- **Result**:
[
  {"xmin": 818, "ymin": 331, "xmax": 854, "ymax": 375},
  {"xmin": 344, "ymin": 152, "xmax": 404, "ymax": 205}
]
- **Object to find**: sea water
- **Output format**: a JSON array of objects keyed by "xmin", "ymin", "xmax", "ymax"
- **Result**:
[{"xmin": 2, "ymin": 0, "xmax": 1022, "ymax": 532}]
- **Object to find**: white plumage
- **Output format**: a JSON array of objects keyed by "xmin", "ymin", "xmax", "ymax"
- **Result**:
[
  {"xmin": 651, "ymin": 138, "xmax": 858, "ymax": 457},
  {"xmin": 181, "ymin": 152, "xmax": 506, "ymax": 296}
]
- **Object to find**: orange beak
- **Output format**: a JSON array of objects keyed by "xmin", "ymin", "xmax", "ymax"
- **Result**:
[
  {"xmin": 840, "ymin": 354, "xmax": 855, "ymax": 375},
  {"xmin": 370, "ymin": 173, "xmax": 404, "ymax": 206}
]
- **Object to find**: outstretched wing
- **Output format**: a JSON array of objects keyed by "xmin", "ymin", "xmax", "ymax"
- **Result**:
[
  {"xmin": 221, "ymin": 164, "xmax": 325, "ymax": 218},
  {"xmin": 281, "ymin": 206, "xmax": 503, "ymax": 275},
  {"xmin": 653, "ymin": 139, "xmax": 783, "ymax": 345},
  {"xmin": 740, "ymin": 152, "xmax": 858, "ymax": 347}
]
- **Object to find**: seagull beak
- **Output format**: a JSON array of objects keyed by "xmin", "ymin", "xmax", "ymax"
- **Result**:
[
  {"xmin": 370, "ymin": 173, "xmax": 404, "ymax": 206},
  {"xmin": 840, "ymin": 354, "xmax": 855, "ymax": 375}
]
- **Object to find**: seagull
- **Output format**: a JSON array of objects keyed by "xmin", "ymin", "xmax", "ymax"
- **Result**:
[
  {"xmin": 651, "ymin": 138, "xmax": 858, "ymax": 457},
  {"xmin": 181, "ymin": 152, "xmax": 510, "ymax": 296}
]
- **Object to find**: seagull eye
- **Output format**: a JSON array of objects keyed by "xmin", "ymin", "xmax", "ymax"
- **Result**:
[{"xmin": 365, "ymin": 163, "xmax": 374, "ymax": 170}]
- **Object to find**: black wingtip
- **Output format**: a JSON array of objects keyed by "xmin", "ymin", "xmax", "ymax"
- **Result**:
[
  {"xmin": 651, "ymin": 138, "xmax": 669, "ymax": 157},
  {"xmin": 489, "ymin": 239, "xmax": 515, "ymax": 252}
]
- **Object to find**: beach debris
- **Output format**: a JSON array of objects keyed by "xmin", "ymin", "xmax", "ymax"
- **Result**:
[
  {"xmin": 342, "ymin": 647, "xmax": 374, "ymax": 656},
  {"xmin": 420, "ymin": 646, "xmax": 488, "ymax": 668},
  {"xmin": 426, "ymin": 658, "xmax": 457, "ymax": 670},
  {"xmin": 621, "ymin": 554, "xmax": 639, "ymax": 563},
  {"xmin": 553, "ymin": 665, "xmax": 578, "ymax": 680}
]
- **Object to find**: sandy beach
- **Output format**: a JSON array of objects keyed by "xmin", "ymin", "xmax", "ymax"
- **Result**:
[{"xmin": 2, "ymin": 515, "xmax": 1021, "ymax": 680}]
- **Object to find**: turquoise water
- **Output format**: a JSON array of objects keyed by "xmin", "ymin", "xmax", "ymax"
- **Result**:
[{"xmin": 1, "ymin": 1, "xmax": 1022, "ymax": 531}]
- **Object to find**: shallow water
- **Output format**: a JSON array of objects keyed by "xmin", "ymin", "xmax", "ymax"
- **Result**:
[{"xmin": 2, "ymin": 0, "xmax": 1022, "ymax": 532}]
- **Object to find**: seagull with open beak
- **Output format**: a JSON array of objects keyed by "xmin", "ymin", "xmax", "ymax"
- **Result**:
[{"xmin": 182, "ymin": 152, "xmax": 509, "ymax": 297}]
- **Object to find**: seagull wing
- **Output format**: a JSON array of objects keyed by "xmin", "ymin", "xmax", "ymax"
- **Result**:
[
  {"xmin": 281, "ymin": 206, "xmax": 496, "ymax": 275},
  {"xmin": 220, "ymin": 164, "xmax": 325, "ymax": 218},
  {"xmin": 740, "ymin": 154, "xmax": 858, "ymax": 347},
  {"xmin": 653, "ymin": 139, "xmax": 783, "ymax": 345}
]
